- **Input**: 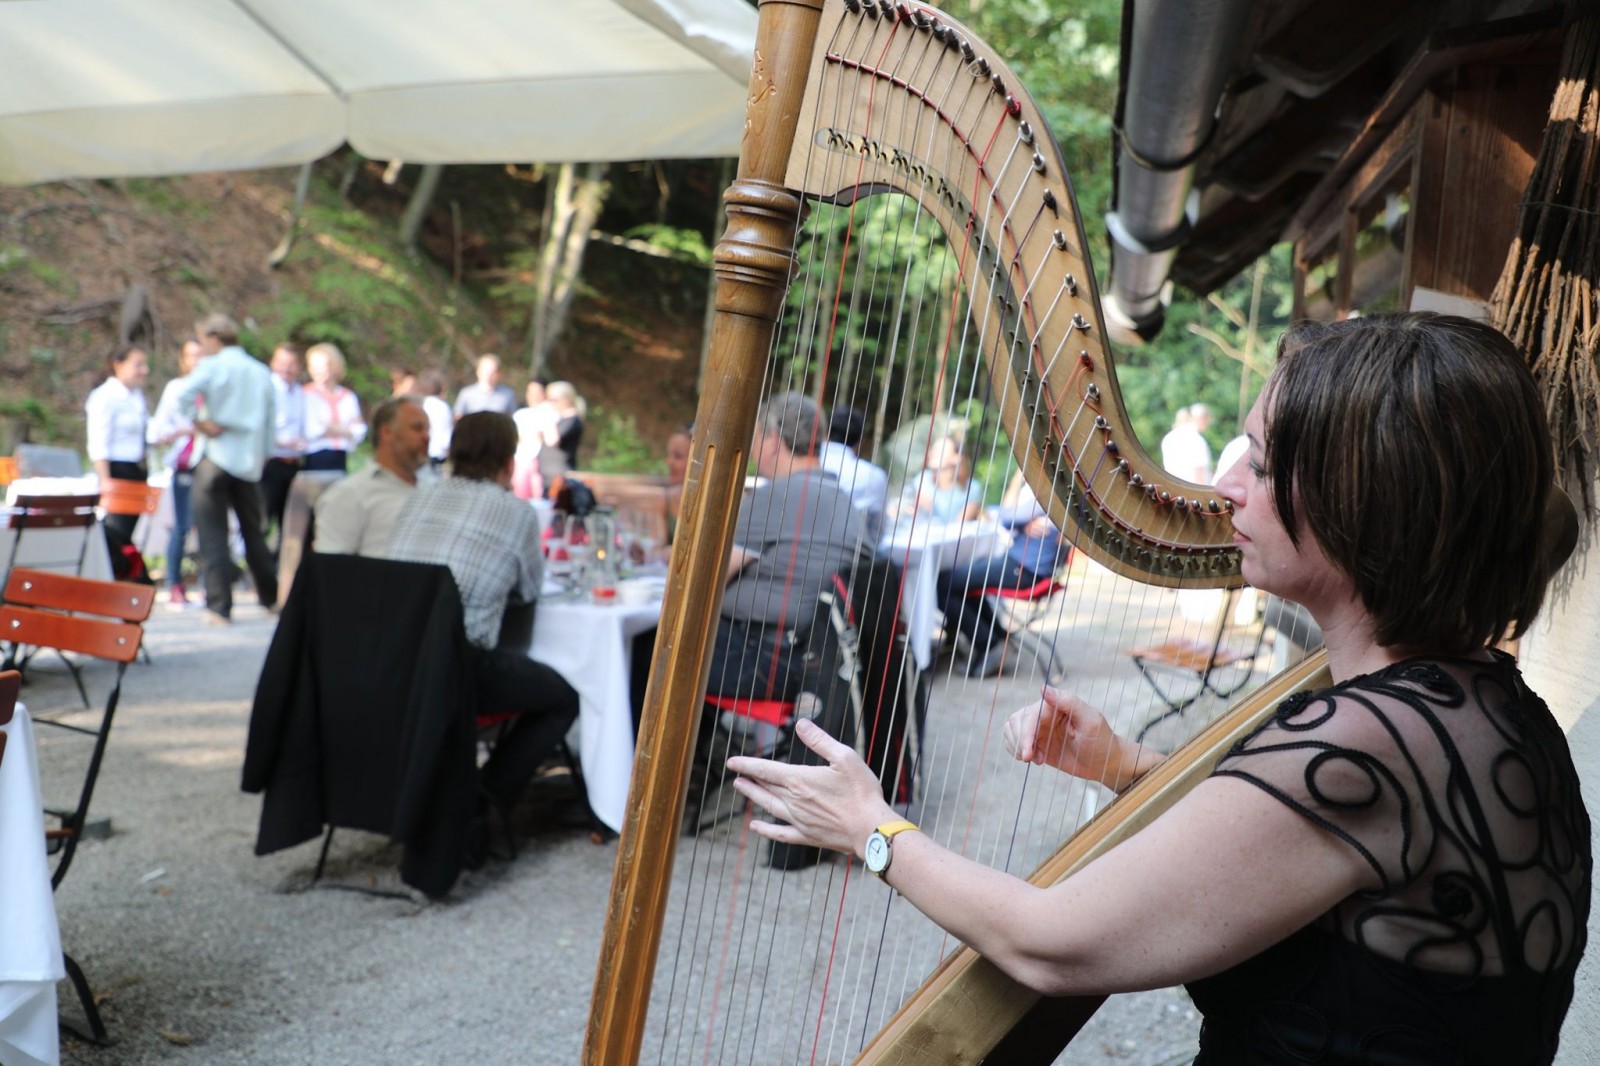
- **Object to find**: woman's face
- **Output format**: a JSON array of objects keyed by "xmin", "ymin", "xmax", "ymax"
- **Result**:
[
  {"xmin": 665, "ymin": 432, "xmax": 691, "ymax": 485},
  {"xmin": 526, "ymin": 382, "xmax": 546, "ymax": 407},
  {"xmin": 116, "ymin": 348, "xmax": 149, "ymax": 387},
  {"xmin": 308, "ymin": 352, "xmax": 336, "ymax": 386},
  {"xmin": 1215, "ymin": 391, "xmax": 1348, "ymax": 610}
]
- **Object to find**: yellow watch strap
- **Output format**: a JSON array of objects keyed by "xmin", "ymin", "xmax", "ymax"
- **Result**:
[{"xmin": 876, "ymin": 819, "xmax": 919, "ymax": 839}]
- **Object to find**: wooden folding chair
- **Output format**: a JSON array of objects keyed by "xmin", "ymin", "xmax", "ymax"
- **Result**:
[
  {"xmin": 1, "ymin": 568, "xmax": 152, "ymax": 1043},
  {"xmin": 97, "ymin": 480, "xmax": 163, "ymax": 664},
  {"xmin": 4, "ymin": 493, "xmax": 98, "ymax": 576},
  {"xmin": 98, "ymin": 478, "xmax": 163, "ymax": 552},
  {"xmin": 1127, "ymin": 588, "xmax": 1266, "ymax": 743},
  {"xmin": 3, "ymin": 495, "xmax": 103, "ymax": 701},
  {"xmin": 969, "ymin": 568, "xmax": 1072, "ymax": 684}
]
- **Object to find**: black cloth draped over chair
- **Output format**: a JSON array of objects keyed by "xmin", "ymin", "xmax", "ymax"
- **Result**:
[{"xmin": 242, "ymin": 553, "xmax": 479, "ymax": 898}]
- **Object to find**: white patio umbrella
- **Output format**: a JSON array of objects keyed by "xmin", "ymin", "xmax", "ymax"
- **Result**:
[{"xmin": 0, "ymin": 0, "xmax": 757, "ymax": 185}]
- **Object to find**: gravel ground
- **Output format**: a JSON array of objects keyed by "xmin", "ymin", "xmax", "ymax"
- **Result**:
[{"xmin": 24, "ymin": 594, "xmax": 1199, "ymax": 1066}]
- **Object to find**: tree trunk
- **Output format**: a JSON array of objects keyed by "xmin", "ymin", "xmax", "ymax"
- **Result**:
[
  {"xmin": 267, "ymin": 161, "xmax": 315, "ymax": 268},
  {"xmin": 399, "ymin": 163, "xmax": 445, "ymax": 254},
  {"xmin": 526, "ymin": 161, "xmax": 610, "ymax": 375}
]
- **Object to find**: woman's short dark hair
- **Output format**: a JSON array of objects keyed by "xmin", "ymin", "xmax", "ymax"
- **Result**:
[
  {"xmin": 107, "ymin": 344, "xmax": 144, "ymax": 373},
  {"xmin": 448, "ymin": 411, "xmax": 518, "ymax": 482},
  {"xmin": 1265, "ymin": 312, "xmax": 1553, "ymax": 653}
]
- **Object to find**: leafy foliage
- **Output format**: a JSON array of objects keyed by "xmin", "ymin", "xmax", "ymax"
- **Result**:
[{"xmin": 586, "ymin": 406, "xmax": 661, "ymax": 474}]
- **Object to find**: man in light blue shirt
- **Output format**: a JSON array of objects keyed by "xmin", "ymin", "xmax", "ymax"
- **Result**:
[{"xmin": 176, "ymin": 313, "xmax": 279, "ymax": 623}]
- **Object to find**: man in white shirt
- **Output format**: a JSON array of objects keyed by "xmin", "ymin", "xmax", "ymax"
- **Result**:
[
  {"xmin": 261, "ymin": 343, "xmax": 307, "ymax": 554},
  {"xmin": 313, "ymin": 398, "xmax": 430, "ymax": 556},
  {"xmin": 175, "ymin": 313, "xmax": 278, "ymax": 624},
  {"xmin": 817, "ymin": 406, "xmax": 888, "ymax": 542}
]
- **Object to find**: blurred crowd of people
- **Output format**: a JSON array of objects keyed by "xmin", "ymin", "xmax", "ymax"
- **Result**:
[{"xmin": 80, "ymin": 319, "xmax": 592, "ymax": 619}]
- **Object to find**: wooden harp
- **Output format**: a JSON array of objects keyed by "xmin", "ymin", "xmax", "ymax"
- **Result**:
[{"xmin": 585, "ymin": 1, "xmax": 1331, "ymax": 1063}]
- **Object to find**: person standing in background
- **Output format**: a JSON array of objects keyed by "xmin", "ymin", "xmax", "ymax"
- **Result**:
[
  {"xmin": 1160, "ymin": 402, "xmax": 1213, "ymax": 484},
  {"xmin": 302, "ymin": 342, "xmax": 366, "ymax": 473},
  {"xmin": 176, "ymin": 313, "xmax": 279, "ymax": 625},
  {"xmin": 261, "ymin": 343, "xmax": 306, "ymax": 552},
  {"xmin": 147, "ymin": 339, "xmax": 205, "ymax": 605},
  {"xmin": 85, "ymin": 343, "xmax": 150, "ymax": 542},
  {"xmin": 511, "ymin": 377, "xmax": 553, "ymax": 500},
  {"xmin": 416, "ymin": 369, "xmax": 454, "ymax": 469},
  {"xmin": 454, "ymin": 354, "xmax": 517, "ymax": 417},
  {"xmin": 536, "ymin": 380, "xmax": 585, "ymax": 487},
  {"xmin": 663, "ymin": 424, "xmax": 691, "ymax": 541}
]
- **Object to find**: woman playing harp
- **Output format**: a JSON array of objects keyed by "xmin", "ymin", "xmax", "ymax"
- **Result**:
[{"xmin": 731, "ymin": 313, "xmax": 1591, "ymax": 1064}]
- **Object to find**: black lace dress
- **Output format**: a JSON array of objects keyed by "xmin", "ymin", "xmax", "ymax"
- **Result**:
[{"xmin": 1187, "ymin": 651, "xmax": 1590, "ymax": 1065}]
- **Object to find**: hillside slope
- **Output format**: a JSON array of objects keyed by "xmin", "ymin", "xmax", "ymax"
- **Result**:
[{"xmin": 0, "ymin": 166, "xmax": 705, "ymax": 468}]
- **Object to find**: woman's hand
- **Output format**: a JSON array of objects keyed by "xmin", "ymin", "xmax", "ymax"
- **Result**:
[
  {"xmin": 729, "ymin": 719, "xmax": 898, "ymax": 859},
  {"xmin": 1003, "ymin": 687, "xmax": 1160, "ymax": 791}
]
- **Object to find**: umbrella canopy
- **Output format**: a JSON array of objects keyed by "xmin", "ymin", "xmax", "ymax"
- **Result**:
[{"xmin": 0, "ymin": 0, "xmax": 757, "ymax": 185}]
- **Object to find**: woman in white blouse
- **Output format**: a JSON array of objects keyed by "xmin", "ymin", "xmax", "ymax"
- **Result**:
[
  {"xmin": 146, "ymin": 340, "xmax": 204, "ymax": 604},
  {"xmin": 85, "ymin": 344, "xmax": 150, "ymax": 540},
  {"xmin": 302, "ymin": 342, "xmax": 367, "ymax": 472}
]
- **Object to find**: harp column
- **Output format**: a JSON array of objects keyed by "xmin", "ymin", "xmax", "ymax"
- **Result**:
[{"xmin": 581, "ymin": 2, "xmax": 826, "ymax": 1065}]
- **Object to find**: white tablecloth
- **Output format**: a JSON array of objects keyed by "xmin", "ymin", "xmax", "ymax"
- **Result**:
[
  {"xmin": 530, "ymin": 597, "xmax": 662, "ymax": 833},
  {"xmin": 0, "ymin": 705, "xmax": 64, "ymax": 1066},
  {"xmin": 877, "ymin": 520, "xmax": 1005, "ymax": 670}
]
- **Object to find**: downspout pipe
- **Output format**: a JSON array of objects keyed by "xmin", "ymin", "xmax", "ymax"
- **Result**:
[{"xmin": 1104, "ymin": 0, "xmax": 1255, "ymax": 344}]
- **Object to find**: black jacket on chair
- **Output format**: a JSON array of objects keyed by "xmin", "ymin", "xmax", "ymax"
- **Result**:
[{"xmin": 242, "ymin": 553, "xmax": 478, "ymax": 897}]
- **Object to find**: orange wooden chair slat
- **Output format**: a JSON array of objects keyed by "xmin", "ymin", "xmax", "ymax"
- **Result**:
[
  {"xmin": 4, "ymin": 568, "xmax": 154, "ymax": 622},
  {"xmin": 0, "ymin": 456, "xmax": 17, "ymax": 486},
  {"xmin": 98, "ymin": 479, "xmax": 163, "ymax": 518},
  {"xmin": 0, "ymin": 606, "xmax": 143, "ymax": 663}
]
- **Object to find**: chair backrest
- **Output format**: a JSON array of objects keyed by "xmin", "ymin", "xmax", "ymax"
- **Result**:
[
  {"xmin": 9, "ymin": 494, "xmax": 99, "ymax": 531},
  {"xmin": 0, "ymin": 456, "xmax": 16, "ymax": 486},
  {"xmin": 99, "ymin": 479, "xmax": 163, "ymax": 518},
  {"xmin": 1, "ymin": 569, "xmax": 151, "ymax": 663}
]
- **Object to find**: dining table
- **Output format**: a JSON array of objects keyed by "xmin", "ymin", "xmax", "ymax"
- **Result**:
[
  {"xmin": 528, "ymin": 579, "xmax": 664, "ymax": 834},
  {"xmin": 0, "ymin": 703, "xmax": 65, "ymax": 1066},
  {"xmin": 877, "ymin": 517, "xmax": 1006, "ymax": 670}
]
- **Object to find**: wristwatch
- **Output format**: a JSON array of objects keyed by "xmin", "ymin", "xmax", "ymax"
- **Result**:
[{"xmin": 863, "ymin": 819, "xmax": 919, "ymax": 879}]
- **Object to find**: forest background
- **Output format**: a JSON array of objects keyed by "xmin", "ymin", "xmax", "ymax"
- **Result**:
[{"xmin": 0, "ymin": 0, "xmax": 1291, "ymax": 485}]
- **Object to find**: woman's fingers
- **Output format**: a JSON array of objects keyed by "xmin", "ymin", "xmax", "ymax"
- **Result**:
[{"xmin": 792, "ymin": 716, "xmax": 852, "ymax": 763}]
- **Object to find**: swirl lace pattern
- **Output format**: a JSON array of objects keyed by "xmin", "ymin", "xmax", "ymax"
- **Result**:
[{"xmin": 1215, "ymin": 650, "xmax": 1590, "ymax": 981}]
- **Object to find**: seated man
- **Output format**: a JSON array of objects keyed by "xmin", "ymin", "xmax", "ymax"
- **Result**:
[
  {"xmin": 385, "ymin": 412, "xmax": 579, "ymax": 814},
  {"xmin": 709, "ymin": 392, "xmax": 865, "ymax": 700},
  {"xmin": 312, "ymin": 397, "xmax": 430, "ymax": 556},
  {"xmin": 937, "ymin": 470, "xmax": 1065, "ymax": 678}
]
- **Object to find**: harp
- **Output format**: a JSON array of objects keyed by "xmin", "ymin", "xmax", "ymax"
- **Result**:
[{"xmin": 584, "ymin": 1, "xmax": 1331, "ymax": 1062}]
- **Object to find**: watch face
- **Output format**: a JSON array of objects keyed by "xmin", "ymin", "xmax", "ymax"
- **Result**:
[{"xmin": 865, "ymin": 831, "xmax": 890, "ymax": 873}]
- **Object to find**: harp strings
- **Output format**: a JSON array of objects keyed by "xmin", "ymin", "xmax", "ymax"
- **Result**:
[{"xmin": 641, "ymin": 5, "xmax": 1278, "ymax": 1062}]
